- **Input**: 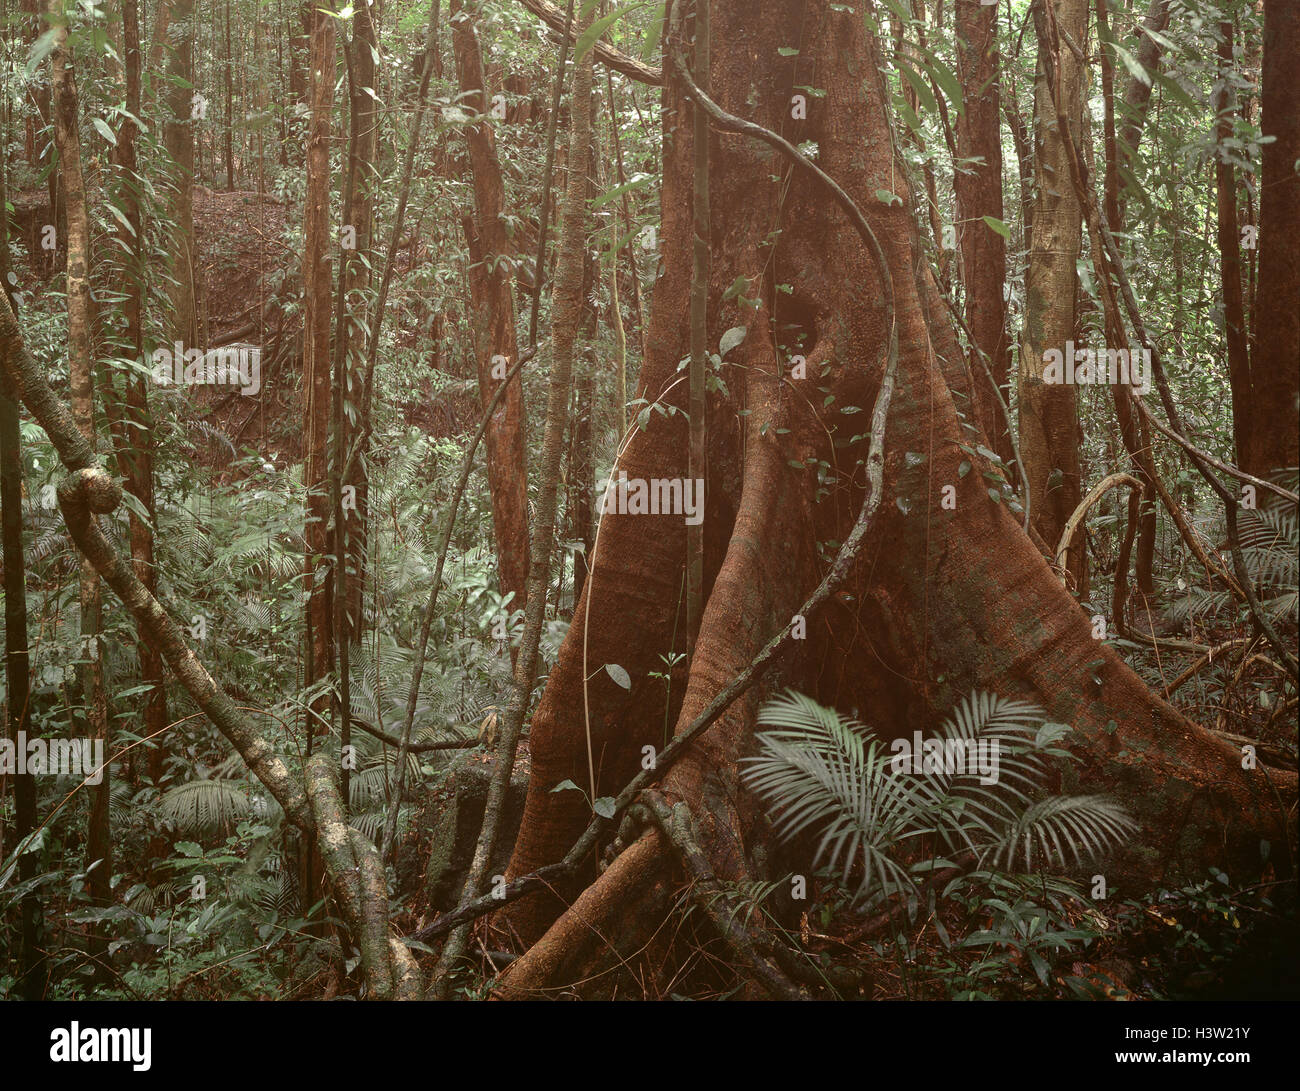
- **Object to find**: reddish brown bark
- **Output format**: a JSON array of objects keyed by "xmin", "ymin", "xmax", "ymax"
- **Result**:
[
  {"xmin": 1019, "ymin": 0, "xmax": 1086, "ymax": 594},
  {"xmin": 491, "ymin": 0, "xmax": 1294, "ymax": 994},
  {"xmin": 953, "ymin": 0, "xmax": 1010, "ymax": 470},
  {"xmin": 337, "ymin": 0, "xmax": 378, "ymax": 642},
  {"xmin": 162, "ymin": 0, "xmax": 197, "ymax": 346},
  {"xmin": 1216, "ymin": 21, "xmax": 1252, "ymax": 472},
  {"xmin": 301, "ymin": 5, "xmax": 335, "ymax": 700},
  {"xmin": 1247, "ymin": 0, "xmax": 1300, "ymax": 478},
  {"xmin": 452, "ymin": 0, "xmax": 531, "ymax": 608}
]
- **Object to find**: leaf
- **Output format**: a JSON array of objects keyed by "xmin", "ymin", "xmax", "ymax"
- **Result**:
[
  {"xmin": 593, "ymin": 797, "xmax": 617, "ymax": 819},
  {"xmin": 92, "ymin": 117, "xmax": 117, "ymax": 146},
  {"xmin": 591, "ymin": 172, "xmax": 654, "ymax": 209},
  {"xmin": 640, "ymin": 1, "xmax": 666, "ymax": 62},
  {"xmin": 577, "ymin": 3, "xmax": 644, "ymax": 62},
  {"xmin": 988, "ymin": 487, "xmax": 1001, "ymax": 502},
  {"xmin": 719, "ymin": 325, "xmax": 748, "ymax": 357},
  {"xmin": 605, "ymin": 663, "xmax": 632, "ymax": 689},
  {"xmin": 958, "ymin": 460, "xmax": 971, "ymax": 478},
  {"xmin": 981, "ymin": 215, "xmax": 1010, "ymax": 239},
  {"xmin": 926, "ymin": 56, "xmax": 963, "ymax": 114},
  {"xmin": 896, "ymin": 60, "xmax": 938, "ymax": 117},
  {"xmin": 550, "ymin": 779, "xmax": 582, "ymax": 794},
  {"xmin": 875, "ymin": 189, "xmax": 901, "ymax": 207},
  {"xmin": 777, "ymin": 46, "xmax": 799, "ymax": 56},
  {"xmin": 1109, "ymin": 41, "xmax": 1151, "ymax": 87}
]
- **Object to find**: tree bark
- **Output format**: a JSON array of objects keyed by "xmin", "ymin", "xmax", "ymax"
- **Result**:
[
  {"xmin": 1215, "ymin": 21, "xmax": 1251, "ymax": 472},
  {"xmin": 1019, "ymin": 0, "xmax": 1086, "ymax": 592},
  {"xmin": 953, "ymin": 0, "xmax": 1010, "ymax": 470},
  {"xmin": 163, "ymin": 0, "xmax": 198, "ymax": 345},
  {"xmin": 48, "ymin": 0, "xmax": 113, "ymax": 972},
  {"xmin": 0, "ymin": 150, "xmax": 46, "ymax": 1001},
  {"xmin": 1247, "ymin": 0, "xmax": 1300, "ymax": 478},
  {"xmin": 452, "ymin": 0, "xmax": 531, "ymax": 608},
  {"xmin": 301, "ymin": 2, "xmax": 336, "ymax": 708},
  {"xmin": 491, "ymin": 0, "xmax": 1294, "ymax": 995}
]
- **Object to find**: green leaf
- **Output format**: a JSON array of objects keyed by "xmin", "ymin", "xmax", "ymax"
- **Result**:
[
  {"xmin": 605, "ymin": 663, "xmax": 632, "ymax": 689},
  {"xmin": 875, "ymin": 189, "xmax": 901, "ymax": 207},
  {"xmin": 981, "ymin": 215, "xmax": 1010, "ymax": 239},
  {"xmin": 640, "ymin": 2, "xmax": 666, "ymax": 62},
  {"xmin": 897, "ymin": 60, "xmax": 938, "ymax": 117},
  {"xmin": 958, "ymin": 460, "xmax": 971, "ymax": 478},
  {"xmin": 550, "ymin": 779, "xmax": 582, "ymax": 794},
  {"xmin": 92, "ymin": 117, "xmax": 117, "ymax": 145},
  {"xmin": 777, "ymin": 46, "xmax": 799, "ymax": 57},
  {"xmin": 593, "ymin": 797, "xmax": 617, "ymax": 819},
  {"xmin": 1109, "ymin": 41, "xmax": 1151, "ymax": 87},
  {"xmin": 577, "ymin": 3, "xmax": 646, "ymax": 62},
  {"xmin": 591, "ymin": 172, "xmax": 654, "ymax": 209},
  {"xmin": 719, "ymin": 325, "xmax": 748, "ymax": 357},
  {"xmin": 926, "ymin": 56, "xmax": 963, "ymax": 115}
]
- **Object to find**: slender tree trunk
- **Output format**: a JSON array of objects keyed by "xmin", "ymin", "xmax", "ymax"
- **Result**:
[
  {"xmin": 301, "ymin": 1, "xmax": 336, "ymax": 707},
  {"xmin": 1097, "ymin": 0, "xmax": 1157, "ymax": 603},
  {"xmin": 0, "ymin": 131, "xmax": 46, "ymax": 1002},
  {"xmin": 163, "ymin": 0, "xmax": 198, "ymax": 346},
  {"xmin": 48, "ymin": 0, "xmax": 112, "ymax": 973},
  {"xmin": 1215, "ymin": 21, "xmax": 1251, "ymax": 471},
  {"xmin": 1019, "ymin": 0, "xmax": 1086, "ymax": 592},
  {"xmin": 337, "ymin": 0, "xmax": 377, "ymax": 644},
  {"xmin": 224, "ymin": 0, "xmax": 234, "ymax": 189},
  {"xmin": 452, "ymin": 0, "xmax": 531, "ymax": 608},
  {"xmin": 110, "ymin": 0, "xmax": 167, "ymax": 778},
  {"xmin": 953, "ymin": 0, "xmax": 1010, "ymax": 469}
]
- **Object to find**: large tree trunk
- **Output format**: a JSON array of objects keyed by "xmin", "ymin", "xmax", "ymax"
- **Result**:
[
  {"xmin": 490, "ymin": 0, "xmax": 1294, "ymax": 996},
  {"xmin": 1247, "ymin": 0, "xmax": 1300, "ymax": 479},
  {"xmin": 452, "ymin": 0, "xmax": 531, "ymax": 608}
]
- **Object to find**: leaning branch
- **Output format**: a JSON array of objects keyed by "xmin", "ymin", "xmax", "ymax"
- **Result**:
[
  {"xmin": 0, "ymin": 292, "xmax": 421, "ymax": 997},
  {"xmin": 517, "ymin": 0, "xmax": 663, "ymax": 85}
]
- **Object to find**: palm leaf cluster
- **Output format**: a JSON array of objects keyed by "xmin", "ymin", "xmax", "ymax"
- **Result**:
[{"xmin": 741, "ymin": 689, "xmax": 1136, "ymax": 909}]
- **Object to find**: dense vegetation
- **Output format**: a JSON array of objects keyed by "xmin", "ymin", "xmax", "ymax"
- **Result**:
[{"xmin": 0, "ymin": 0, "xmax": 1295, "ymax": 1001}]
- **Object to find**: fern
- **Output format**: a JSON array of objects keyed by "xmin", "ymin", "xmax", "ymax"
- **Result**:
[
  {"xmin": 157, "ymin": 778, "xmax": 253, "ymax": 833},
  {"xmin": 742, "ymin": 689, "xmax": 1137, "ymax": 908}
]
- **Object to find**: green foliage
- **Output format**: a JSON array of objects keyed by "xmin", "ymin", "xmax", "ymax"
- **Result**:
[{"xmin": 741, "ymin": 689, "xmax": 1136, "ymax": 910}]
